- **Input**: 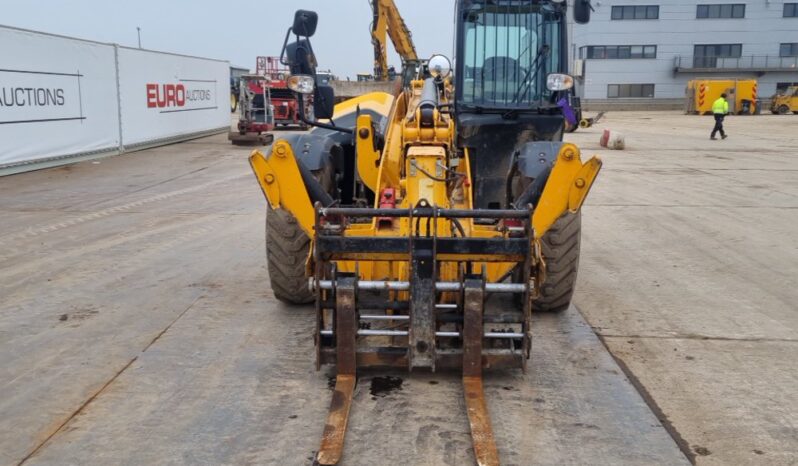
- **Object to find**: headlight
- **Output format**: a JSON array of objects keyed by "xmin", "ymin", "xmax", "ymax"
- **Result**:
[
  {"xmin": 546, "ymin": 73, "xmax": 574, "ymax": 91},
  {"xmin": 287, "ymin": 75, "xmax": 315, "ymax": 94}
]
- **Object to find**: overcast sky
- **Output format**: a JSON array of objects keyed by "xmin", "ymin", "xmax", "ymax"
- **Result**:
[{"xmin": 3, "ymin": 0, "xmax": 456, "ymax": 79}]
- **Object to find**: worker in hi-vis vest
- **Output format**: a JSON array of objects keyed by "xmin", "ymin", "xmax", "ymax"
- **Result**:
[{"xmin": 711, "ymin": 93, "xmax": 729, "ymax": 140}]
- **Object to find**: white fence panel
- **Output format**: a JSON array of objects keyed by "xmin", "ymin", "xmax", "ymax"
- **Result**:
[
  {"xmin": 0, "ymin": 27, "xmax": 120, "ymax": 168},
  {"xmin": 117, "ymin": 47, "xmax": 229, "ymax": 147}
]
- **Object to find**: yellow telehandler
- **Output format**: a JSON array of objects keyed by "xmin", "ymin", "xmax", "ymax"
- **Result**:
[{"xmin": 250, "ymin": 2, "xmax": 599, "ymax": 464}]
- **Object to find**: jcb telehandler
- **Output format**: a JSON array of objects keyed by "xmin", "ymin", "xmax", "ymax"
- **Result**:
[{"xmin": 250, "ymin": 2, "xmax": 599, "ymax": 464}]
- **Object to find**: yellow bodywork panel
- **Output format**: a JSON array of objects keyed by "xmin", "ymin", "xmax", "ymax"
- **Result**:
[
  {"xmin": 532, "ymin": 143, "xmax": 602, "ymax": 237},
  {"xmin": 569, "ymin": 157, "xmax": 602, "ymax": 212},
  {"xmin": 404, "ymin": 146, "xmax": 449, "ymax": 209},
  {"xmin": 356, "ymin": 114, "xmax": 381, "ymax": 192},
  {"xmin": 333, "ymin": 92, "xmax": 394, "ymax": 120},
  {"xmin": 249, "ymin": 141, "xmax": 316, "ymax": 237}
]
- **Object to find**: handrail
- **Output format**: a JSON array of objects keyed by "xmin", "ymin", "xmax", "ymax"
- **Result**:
[{"xmin": 674, "ymin": 54, "xmax": 798, "ymax": 70}]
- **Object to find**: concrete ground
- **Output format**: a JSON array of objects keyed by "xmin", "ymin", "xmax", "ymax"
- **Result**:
[
  {"xmin": 0, "ymin": 111, "xmax": 794, "ymax": 465},
  {"xmin": 568, "ymin": 111, "xmax": 798, "ymax": 465}
]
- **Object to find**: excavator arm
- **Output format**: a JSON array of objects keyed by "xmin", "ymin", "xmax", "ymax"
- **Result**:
[{"xmin": 370, "ymin": 0, "xmax": 418, "ymax": 80}]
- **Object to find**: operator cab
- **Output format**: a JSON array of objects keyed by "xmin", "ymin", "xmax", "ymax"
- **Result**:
[
  {"xmin": 453, "ymin": 0, "xmax": 588, "ymax": 116},
  {"xmin": 457, "ymin": 1, "xmax": 565, "ymax": 112},
  {"xmin": 453, "ymin": 0, "xmax": 590, "ymax": 209}
]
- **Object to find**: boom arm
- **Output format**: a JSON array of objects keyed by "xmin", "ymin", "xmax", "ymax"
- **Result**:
[{"xmin": 371, "ymin": 0, "xmax": 418, "ymax": 80}]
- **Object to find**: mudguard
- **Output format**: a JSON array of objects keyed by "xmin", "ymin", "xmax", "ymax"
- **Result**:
[{"xmin": 277, "ymin": 91, "xmax": 396, "ymax": 173}]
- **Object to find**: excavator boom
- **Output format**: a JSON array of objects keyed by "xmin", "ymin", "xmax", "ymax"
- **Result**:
[{"xmin": 371, "ymin": 0, "xmax": 419, "ymax": 80}]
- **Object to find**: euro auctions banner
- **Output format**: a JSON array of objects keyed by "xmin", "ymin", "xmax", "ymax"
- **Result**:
[
  {"xmin": 0, "ymin": 27, "xmax": 120, "ymax": 167},
  {"xmin": 117, "ymin": 47, "xmax": 229, "ymax": 146},
  {"xmin": 0, "ymin": 26, "xmax": 230, "ymax": 173}
]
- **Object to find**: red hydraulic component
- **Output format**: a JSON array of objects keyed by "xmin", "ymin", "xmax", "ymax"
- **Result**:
[
  {"xmin": 502, "ymin": 218, "xmax": 525, "ymax": 237},
  {"xmin": 377, "ymin": 188, "xmax": 397, "ymax": 229}
]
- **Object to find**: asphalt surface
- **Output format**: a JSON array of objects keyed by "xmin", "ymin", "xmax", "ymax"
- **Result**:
[{"xmin": 0, "ymin": 126, "xmax": 688, "ymax": 465}]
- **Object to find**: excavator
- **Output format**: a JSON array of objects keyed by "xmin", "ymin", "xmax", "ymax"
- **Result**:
[
  {"xmin": 250, "ymin": 1, "xmax": 597, "ymax": 464},
  {"xmin": 370, "ymin": 0, "xmax": 419, "ymax": 81}
]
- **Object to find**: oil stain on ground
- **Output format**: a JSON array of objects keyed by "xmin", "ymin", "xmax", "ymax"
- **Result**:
[{"xmin": 369, "ymin": 376, "xmax": 403, "ymax": 398}]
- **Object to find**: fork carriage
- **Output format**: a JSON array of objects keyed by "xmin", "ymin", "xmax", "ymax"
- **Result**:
[{"xmin": 312, "ymin": 205, "xmax": 539, "ymax": 373}]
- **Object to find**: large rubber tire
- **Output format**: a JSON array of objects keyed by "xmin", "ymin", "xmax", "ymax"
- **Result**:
[
  {"xmin": 778, "ymin": 105, "xmax": 790, "ymax": 115},
  {"xmin": 532, "ymin": 212, "xmax": 581, "ymax": 313},
  {"xmin": 266, "ymin": 205, "xmax": 314, "ymax": 304}
]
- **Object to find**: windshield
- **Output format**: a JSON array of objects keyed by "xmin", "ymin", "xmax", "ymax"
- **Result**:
[{"xmin": 458, "ymin": 2, "xmax": 561, "ymax": 109}]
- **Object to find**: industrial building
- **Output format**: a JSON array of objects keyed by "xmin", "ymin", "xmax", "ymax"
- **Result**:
[{"xmin": 570, "ymin": 1, "xmax": 798, "ymax": 107}]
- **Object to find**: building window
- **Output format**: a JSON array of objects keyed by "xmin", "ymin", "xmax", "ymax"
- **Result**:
[
  {"xmin": 781, "ymin": 43, "xmax": 798, "ymax": 57},
  {"xmin": 697, "ymin": 4, "xmax": 745, "ymax": 19},
  {"xmin": 607, "ymin": 84, "xmax": 655, "ymax": 98},
  {"xmin": 785, "ymin": 3, "xmax": 798, "ymax": 17},
  {"xmin": 581, "ymin": 45, "xmax": 657, "ymax": 59},
  {"xmin": 695, "ymin": 44, "xmax": 742, "ymax": 58},
  {"xmin": 693, "ymin": 44, "xmax": 742, "ymax": 67},
  {"xmin": 611, "ymin": 5, "xmax": 659, "ymax": 20}
]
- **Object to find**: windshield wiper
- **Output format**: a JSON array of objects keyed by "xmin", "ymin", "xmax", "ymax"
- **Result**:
[{"xmin": 512, "ymin": 44, "xmax": 550, "ymax": 104}]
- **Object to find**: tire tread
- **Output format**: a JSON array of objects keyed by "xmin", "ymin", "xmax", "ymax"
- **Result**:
[
  {"xmin": 532, "ymin": 212, "xmax": 581, "ymax": 313},
  {"xmin": 266, "ymin": 205, "xmax": 314, "ymax": 304}
]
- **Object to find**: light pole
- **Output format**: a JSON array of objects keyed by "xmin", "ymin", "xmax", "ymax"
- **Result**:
[{"xmin": 136, "ymin": 27, "xmax": 141, "ymax": 48}]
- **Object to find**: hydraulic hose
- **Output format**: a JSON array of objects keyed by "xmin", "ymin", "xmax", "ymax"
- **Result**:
[{"xmin": 295, "ymin": 155, "xmax": 334, "ymax": 207}]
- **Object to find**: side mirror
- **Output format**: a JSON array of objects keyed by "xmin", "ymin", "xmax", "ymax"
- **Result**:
[
  {"xmin": 293, "ymin": 10, "xmax": 318, "ymax": 37},
  {"xmin": 573, "ymin": 0, "xmax": 591, "ymax": 24},
  {"xmin": 314, "ymin": 85, "xmax": 335, "ymax": 120},
  {"xmin": 284, "ymin": 39, "xmax": 316, "ymax": 75}
]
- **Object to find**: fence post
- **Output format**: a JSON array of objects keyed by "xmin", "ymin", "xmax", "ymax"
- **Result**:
[{"xmin": 113, "ymin": 44, "xmax": 124, "ymax": 154}]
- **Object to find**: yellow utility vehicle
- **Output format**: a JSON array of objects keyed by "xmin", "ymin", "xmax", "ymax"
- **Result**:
[
  {"xmin": 685, "ymin": 79, "xmax": 758, "ymax": 115},
  {"xmin": 771, "ymin": 85, "xmax": 798, "ymax": 114},
  {"xmin": 250, "ymin": 2, "xmax": 599, "ymax": 464}
]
